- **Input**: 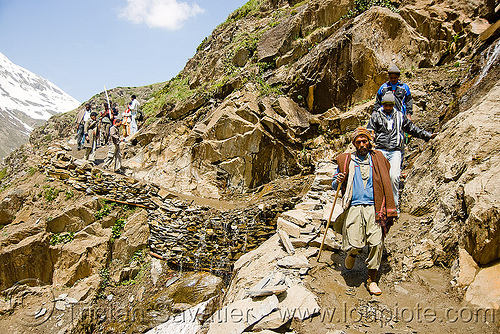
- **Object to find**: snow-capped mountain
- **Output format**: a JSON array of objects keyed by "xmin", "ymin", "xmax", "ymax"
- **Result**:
[{"xmin": 0, "ymin": 52, "xmax": 80, "ymax": 160}]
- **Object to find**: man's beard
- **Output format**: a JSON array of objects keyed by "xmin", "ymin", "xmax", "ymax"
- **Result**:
[{"xmin": 357, "ymin": 147, "xmax": 370, "ymax": 156}]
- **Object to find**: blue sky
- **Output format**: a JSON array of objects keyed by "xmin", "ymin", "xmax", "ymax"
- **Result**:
[{"xmin": 0, "ymin": 0, "xmax": 248, "ymax": 102}]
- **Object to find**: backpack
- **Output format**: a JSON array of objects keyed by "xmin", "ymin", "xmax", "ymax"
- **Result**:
[{"xmin": 136, "ymin": 110, "xmax": 144, "ymax": 122}]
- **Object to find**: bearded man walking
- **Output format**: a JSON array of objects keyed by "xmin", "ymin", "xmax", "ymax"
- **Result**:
[{"xmin": 332, "ymin": 128, "xmax": 397, "ymax": 295}]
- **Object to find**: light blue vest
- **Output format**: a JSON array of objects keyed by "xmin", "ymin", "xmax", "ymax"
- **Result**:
[{"xmin": 350, "ymin": 155, "xmax": 374, "ymax": 206}]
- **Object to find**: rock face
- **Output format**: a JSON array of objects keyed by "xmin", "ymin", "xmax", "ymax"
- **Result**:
[
  {"xmin": 137, "ymin": 87, "xmax": 310, "ymax": 198},
  {"xmin": 46, "ymin": 198, "xmax": 99, "ymax": 233},
  {"xmin": 51, "ymin": 223, "xmax": 111, "ymax": 287},
  {"xmin": 402, "ymin": 46, "xmax": 500, "ymax": 265},
  {"xmin": 122, "ymin": 0, "xmax": 488, "ymax": 200},
  {"xmin": 465, "ymin": 261, "xmax": 500, "ymax": 309},
  {"xmin": 0, "ymin": 231, "xmax": 52, "ymax": 291}
]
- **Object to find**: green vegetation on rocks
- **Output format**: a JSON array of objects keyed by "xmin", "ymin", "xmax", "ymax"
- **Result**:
[
  {"xmin": 43, "ymin": 185, "xmax": 61, "ymax": 201},
  {"xmin": 0, "ymin": 167, "xmax": 7, "ymax": 181},
  {"xmin": 344, "ymin": 0, "xmax": 398, "ymax": 18},
  {"xmin": 111, "ymin": 218, "xmax": 126, "ymax": 240},
  {"xmin": 227, "ymin": 0, "xmax": 265, "ymax": 23},
  {"xmin": 95, "ymin": 202, "xmax": 113, "ymax": 220},
  {"xmin": 50, "ymin": 232, "xmax": 75, "ymax": 245}
]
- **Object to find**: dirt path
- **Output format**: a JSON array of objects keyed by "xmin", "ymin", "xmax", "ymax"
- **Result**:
[
  {"xmin": 66, "ymin": 142, "xmax": 246, "ymax": 210},
  {"xmin": 294, "ymin": 215, "xmax": 498, "ymax": 334}
]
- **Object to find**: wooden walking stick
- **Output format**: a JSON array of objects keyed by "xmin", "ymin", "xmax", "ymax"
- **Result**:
[{"xmin": 317, "ymin": 181, "xmax": 343, "ymax": 262}]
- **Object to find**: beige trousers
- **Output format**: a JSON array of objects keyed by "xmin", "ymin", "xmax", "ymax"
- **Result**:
[
  {"xmin": 342, "ymin": 204, "xmax": 383, "ymax": 270},
  {"xmin": 102, "ymin": 144, "xmax": 121, "ymax": 171}
]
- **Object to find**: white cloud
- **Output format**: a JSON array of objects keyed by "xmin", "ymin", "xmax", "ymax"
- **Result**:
[{"xmin": 119, "ymin": 0, "xmax": 205, "ymax": 30}]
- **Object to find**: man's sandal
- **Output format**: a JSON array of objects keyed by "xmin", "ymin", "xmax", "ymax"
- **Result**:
[{"xmin": 367, "ymin": 281, "xmax": 382, "ymax": 295}]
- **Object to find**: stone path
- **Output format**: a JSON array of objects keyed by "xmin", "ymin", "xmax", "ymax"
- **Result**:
[{"xmin": 202, "ymin": 160, "xmax": 342, "ymax": 334}]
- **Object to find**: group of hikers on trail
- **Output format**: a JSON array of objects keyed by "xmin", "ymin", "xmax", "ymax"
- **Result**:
[
  {"xmin": 74, "ymin": 94, "xmax": 141, "ymax": 173},
  {"xmin": 331, "ymin": 64, "xmax": 436, "ymax": 296}
]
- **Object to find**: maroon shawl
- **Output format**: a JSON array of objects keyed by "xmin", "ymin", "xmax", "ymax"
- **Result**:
[{"xmin": 336, "ymin": 150, "xmax": 397, "ymax": 235}]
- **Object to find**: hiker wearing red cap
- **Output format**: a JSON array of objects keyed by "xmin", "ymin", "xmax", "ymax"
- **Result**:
[
  {"xmin": 332, "ymin": 127, "xmax": 397, "ymax": 295},
  {"xmin": 367, "ymin": 91, "xmax": 437, "ymax": 213}
]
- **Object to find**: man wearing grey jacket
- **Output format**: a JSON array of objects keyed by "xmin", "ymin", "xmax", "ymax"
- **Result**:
[
  {"xmin": 83, "ymin": 112, "xmax": 99, "ymax": 164},
  {"xmin": 102, "ymin": 117, "xmax": 123, "ymax": 173},
  {"xmin": 367, "ymin": 91, "xmax": 436, "ymax": 212}
]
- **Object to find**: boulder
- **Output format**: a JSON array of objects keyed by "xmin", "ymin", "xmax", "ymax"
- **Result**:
[
  {"xmin": 0, "ymin": 189, "xmax": 28, "ymax": 225},
  {"xmin": 167, "ymin": 95, "xmax": 206, "ymax": 120},
  {"xmin": 0, "ymin": 232, "xmax": 53, "ymax": 291},
  {"xmin": 281, "ymin": 209, "xmax": 309, "ymax": 227},
  {"xmin": 277, "ymin": 229, "xmax": 295, "ymax": 255},
  {"xmin": 207, "ymin": 295, "xmax": 279, "ymax": 334},
  {"xmin": 458, "ymin": 248, "xmax": 480, "ymax": 287},
  {"xmin": 167, "ymin": 271, "xmax": 223, "ymax": 307},
  {"xmin": 111, "ymin": 209, "xmax": 149, "ymax": 263},
  {"xmin": 50, "ymin": 223, "xmax": 111, "ymax": 287},
  {"xmin": 145, "ymin": 298, "xmax": 214, "ymax": 334},
  {"xmin": 67, "ymin": 274, "xmax": 100, "ymax": 302},
  {"xmin": 233, "ymin": 48, "xmax": 250, "ymax": 67},
  {"xmin": 46, "ymin": 198, "xmax": 99, "ymax": 233},
  {"xmin": 277, "ymin": 254, "xmax": 310, "ymax": 269},
  {"xmin": 277, "ymin": 218, "xmax": 300, "ymax": 238},
  {"xmin": 252, "ymin": 283, "xmax": 320, "ymax": 331},
  {"xmin": 257, "ymin": 14, "xmax": 302, "ymax": 63},
  {"xmin": 223, "ymin": 234, "xmax": 287, "ymax": 304},
  {"xmin": 465, "ymin": 261, "xmax": 500, "ymax": 309}
]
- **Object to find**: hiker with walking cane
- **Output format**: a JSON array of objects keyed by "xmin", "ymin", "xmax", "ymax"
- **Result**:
[
  {"xmin": 102, "ymin": 117, "xmax": 124, "ymax": 173},
  {"xmin": 330, "ymin": 127, "xmax": 397, "ymax": 295}
]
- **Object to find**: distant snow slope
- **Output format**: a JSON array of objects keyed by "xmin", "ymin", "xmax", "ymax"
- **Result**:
[{"xmin": 0, "ymin": 52, "xmax": 80, "ymax": 160}]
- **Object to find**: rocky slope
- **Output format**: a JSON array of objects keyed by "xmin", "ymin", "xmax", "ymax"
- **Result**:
[{"xmin": 1, "ymin": 0, "xmax": 500, "ymax": 333}]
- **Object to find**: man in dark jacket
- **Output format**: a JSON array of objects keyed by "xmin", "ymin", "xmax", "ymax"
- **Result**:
[
  {"xmin": 367, "ymin": 91, "xmax": 436, "ymax": 212},
  {"xmin": 100, "ymin": 102, "xmax": 113, "ymax": 145},
  {"xmin": 102, "ymin": 117, "xmax": 123, "ymax": 173},
  {"xmin": 373, "ymin": 64, "xmax": 413, "ymax": 119}
]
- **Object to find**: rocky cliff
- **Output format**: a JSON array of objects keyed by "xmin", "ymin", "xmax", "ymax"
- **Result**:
[{"xmin": 1, "ymin": 0, "xmax": 500, "ymax": 333}]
